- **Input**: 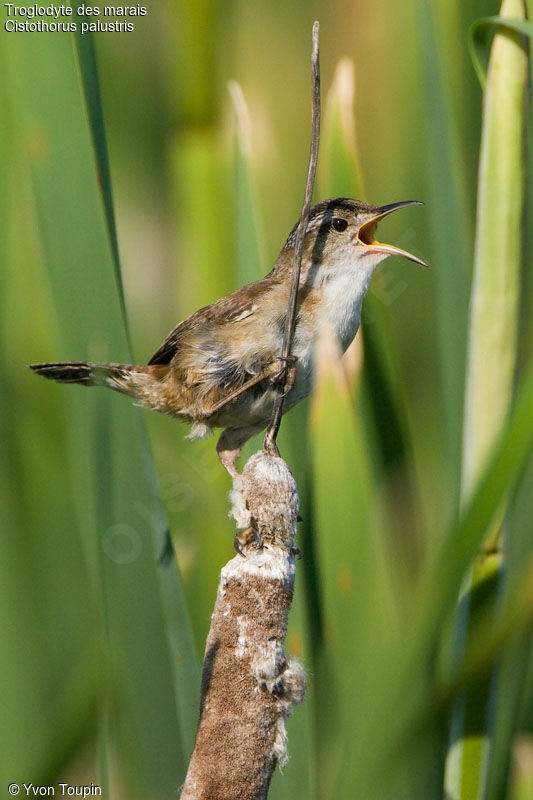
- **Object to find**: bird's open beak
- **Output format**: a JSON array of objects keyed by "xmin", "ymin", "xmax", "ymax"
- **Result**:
[{"xmin": 357, "ymin": 200, "xmax": 428, "ymax": 267}]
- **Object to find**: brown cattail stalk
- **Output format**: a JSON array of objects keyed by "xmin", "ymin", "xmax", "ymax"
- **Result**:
[{"xmin": 180, "ymin": 452, "xmax": 305, "ymax": 800}]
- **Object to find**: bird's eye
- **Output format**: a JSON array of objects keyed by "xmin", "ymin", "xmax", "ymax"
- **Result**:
[{"xmin": 332, "ymin": 217, "xmax": 348, "ymax": 232}]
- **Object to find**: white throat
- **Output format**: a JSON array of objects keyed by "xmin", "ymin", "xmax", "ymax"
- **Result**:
[{"xmin": 319, "ymin": 251, "xmax": 385, "ymax": 352}]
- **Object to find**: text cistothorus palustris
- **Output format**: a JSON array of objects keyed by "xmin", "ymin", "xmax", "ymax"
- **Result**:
[{"xmin": 31, "ymin": 197, "xmax": 427, "ymax": 475}]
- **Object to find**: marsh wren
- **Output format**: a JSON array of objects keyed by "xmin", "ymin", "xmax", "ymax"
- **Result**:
[{"xmin": 31, "ymin": 198, "xmax": 426, "ymax": 476}]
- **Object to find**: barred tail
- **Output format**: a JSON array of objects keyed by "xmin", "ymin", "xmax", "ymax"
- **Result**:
[{"xmin": 29, "ymin": 360, "xmax": 139, "ymax": 396}]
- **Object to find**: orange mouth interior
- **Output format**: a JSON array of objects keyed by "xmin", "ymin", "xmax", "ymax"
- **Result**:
[{"xmin": 358, "ymin": 219, "xmax": 378, "ymax": 246}]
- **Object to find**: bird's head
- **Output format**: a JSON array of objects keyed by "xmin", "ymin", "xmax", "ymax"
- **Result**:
[{"xmin": 279, "ymin": 197, "xmax": 427, "ymax": 285}]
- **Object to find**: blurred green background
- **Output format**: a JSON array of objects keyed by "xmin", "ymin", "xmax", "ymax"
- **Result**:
[{"xmin": 2, "ymin": 0, "xmax": 533, "ymax": 798}]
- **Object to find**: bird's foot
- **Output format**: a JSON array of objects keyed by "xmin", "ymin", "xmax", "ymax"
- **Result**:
[
  {"xmin": 234, "ymin": 526, "xmax": 263, "ymax": 556},
  {"xmin": 269, "ymin": 354, "xmax": 298, "ymax": 386}
]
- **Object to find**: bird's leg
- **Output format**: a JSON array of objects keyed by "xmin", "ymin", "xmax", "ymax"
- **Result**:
[
  {"xmin": 216, "ymin": 425, "xmax": 260, "ymax": 478},
  {"xmin": 210, "ymin": 355, "xmax": 298, "ymax": 476},
  {"xmin": 205, "ymin": 362, "xmax": 281, "ymax": 417},
  {"xmin": 199, "ymin": 356, "xmax": 300, "ymax": 422}
]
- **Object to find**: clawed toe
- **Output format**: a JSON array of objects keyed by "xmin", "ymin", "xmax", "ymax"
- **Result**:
[
  {"xmin": 234, "ymin": 526, "xmax": 263, "ymax": 556},
  {"xmin": 269, "ymin": 354, "xmax": 298, "ymax": 385}
]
